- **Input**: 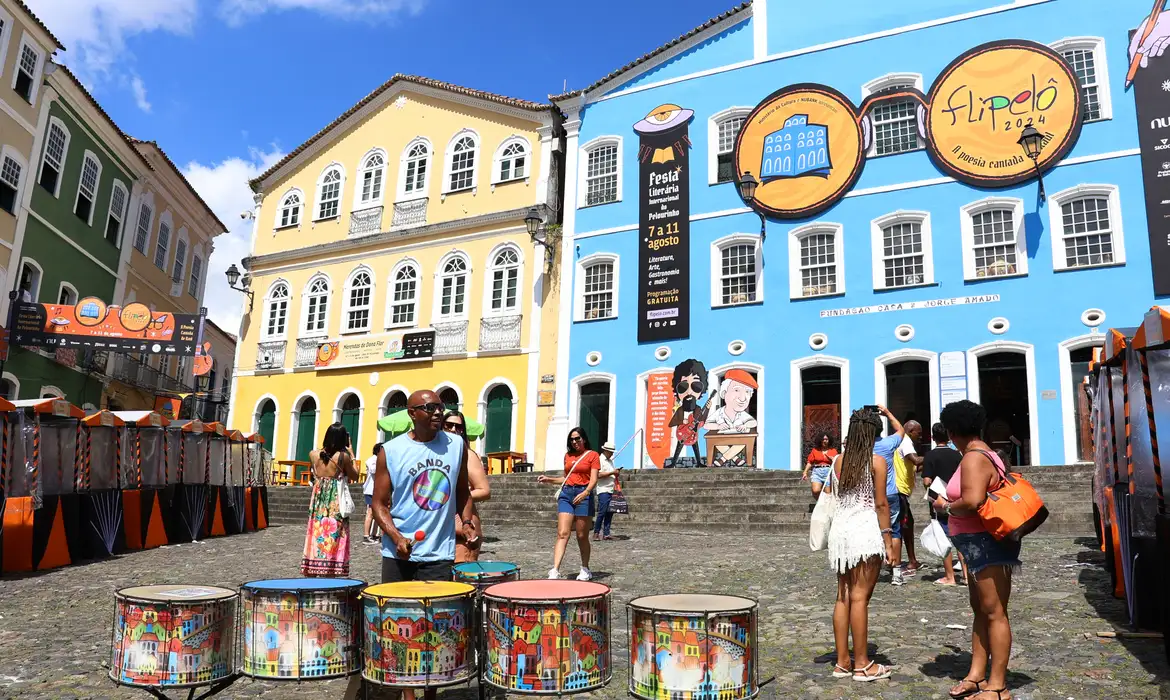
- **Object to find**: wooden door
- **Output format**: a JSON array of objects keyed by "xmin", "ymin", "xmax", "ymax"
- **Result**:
[
  {"xmin": 485, "ymin": 385, "xmax": 513, "ymax": 454},
  {"xmin": 294, "ymin": 398, "xmax": 317, "ymax": 463},
  {"xmin": 257, "ymin": 400, "xmax": 276, "ymax": 456}
]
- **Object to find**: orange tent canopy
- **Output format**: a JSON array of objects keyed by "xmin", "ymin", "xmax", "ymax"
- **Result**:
[
  {"xmin": 203, "ymin": 422, "xmax": 227, "ymax": 436},
  {"xmin": 10, "ymin": 398, "xmax": 84, "ymax": 419},
  {"xmin": 81, "ymin": 410, "xmax": 126, "ymax": 427},
  {"xmin": 1134, "ymin": 306, "xmax": 1170, "ymax": 350},
  {"xmin": 171, "ymin": 419, "xmax": 211, "ymax": 433},
  {"xmin": 244, "ymin": 432, "xmax": 266, "ymax": 444},
  {"xmin": 110, "ymin": 410, "xmax": 171, "ymax": 427}
]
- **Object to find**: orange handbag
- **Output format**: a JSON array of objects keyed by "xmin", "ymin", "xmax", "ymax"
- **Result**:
[{"xmin": 975, "ymin": 450, "xmax": 1048, "ymax": 541}]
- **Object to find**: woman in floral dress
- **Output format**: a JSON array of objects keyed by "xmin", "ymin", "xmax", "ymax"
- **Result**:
[{"xmin": 301, "ymin": 423, "xmax": 360, "ymax": 577}]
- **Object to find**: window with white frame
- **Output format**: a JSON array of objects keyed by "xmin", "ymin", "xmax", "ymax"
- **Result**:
[
  {"xmin": 277, "ymin": 191, "xmax": 301, "ymax": 228},
  {"xmin": 1049, "ymin": 185, "xmax": 1125, "ymax": 270},
  {"xmin": 13, "ymin": 39, "xmax": 40, "ymax": 103},
  {"xmin": 489, "ymin": 248, "xmax": 520, "ymax": 312},
  {"xmin": 389, "ymin": 263, "xmax": 418, "ymax": 326},
  {"xmin": 303, "ymin": 276, "xmax": 330, "ymax": 334},
  {"xmin": 105, "ymin": 181, "xmax": 128, "ymax": 245},
  {"xmin": 57, "ymin": 283, "xmax": 77, "ymax": 306},
  {"xmin": 188, "ymin": 255, "xmax": 202, "ymax": 298},
  {"xmin": 402, "ymin": 141, "xmax": 429, "ymax": 197},
  {"xmin": 0, "ymin": 151, "xmax": 22, "ymax": 215},
  {"xmin": 960, "ymin": 198, "xmax": 1027, "ymax": 280},
  {"xmin": 860, "ymin": 75, "xmax": 924, "ymax": 157},
  {"xmin": 790, "ymin": 225, "xmax": 843, "ymax": 298},
  {"xmin": 133, "ymin": 202, "xmax": 152, "ymax": 254},
  {"xmin": 18, "ymin": 259, "xmax": 41, "ymax": 301},
  {"xmin": 584, "ymin": 139, "xmax": 619, "ymax": 206},
  {"xmin": 316, "ymin": 166, "xmax": 342, "ymax": 220},
  {"xmin": 872, "ymin": 212, "xmax": 932, "ymax": 289},
  {"xmin": 39, "ymin": 120, "xmax": 69, "ymax": 196},
  {"xmin": 74, "ymin": 153, "xmax": 101, "ymax": 225},
  {"xmin": 154, "ymin": 219, "xmax": 171, "ymax": 269},
  {"xmin": 711, "ymin": 235, "xmax": 761, "ymax": 307},
  {"xmin": 495, "ymin": 139, "xmax": 527, "ymax": 183},
  {"xmin": 578, "ymin": 256, "xmax": 617, "ymax": 321},
  {"xmin": 357, "ymin": 151, "xmax": 385, "ymax": 206},
  {"xmin": 448, "ymin": 136, "xmax": 477, "ymax": 192},
  {"xmin": 713, "ymin": 112, "xmax": 747, "ymax": 183},
  {"xmin": 1053, "ymin": 38, "xmax": 1110, "ymax": 123},
  {"xmin": 344, "ymin": 269, "xmax": 373, "ymax": 332},
  {"xmin": 171, "ymin": 238, "xmax": 187, "ymax": 283},
  {"xmin": 438, "ymin": 257, "xmax": 468, "ymax": 317},
  {"xmin": 264, "ymin": 283, "xmax": 290, "ymax": 338}
]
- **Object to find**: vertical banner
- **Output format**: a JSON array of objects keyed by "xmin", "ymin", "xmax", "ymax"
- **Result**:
[
  {"xmin": 644, "ymin": 372, "xmax": 674, "ymax": 469},
  {"xmin": 1131, "ymin": 25, "xmax": 1170, "ymax": 295},
  {"xmin": 635, "ymin": 104, "xmax": 693, "ymax": 343}
]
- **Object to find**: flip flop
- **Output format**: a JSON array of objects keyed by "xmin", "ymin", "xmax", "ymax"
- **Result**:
[
  {"xmin": 934, "ymin": 579, "xmax": 959, "ymax": 586},
  {"xmin": 853, "ymin": 661, "xmax": 892, "ymax": 682},
  {"xmin": 949, "ymin": 678, "xmax": 984, "ymax": 698}
]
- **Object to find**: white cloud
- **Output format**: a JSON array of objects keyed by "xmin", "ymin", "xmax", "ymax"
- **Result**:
[
  {"xmin": 218, "ymin": 0, "xmax": 427, "ymax": 26},
  {"xmin": 181, "ymin": 146, "xmax": 285, "ymax": 334},
  {"xmin": 130, "ymin": 75, "xmax": 151, "ymax": 113}
]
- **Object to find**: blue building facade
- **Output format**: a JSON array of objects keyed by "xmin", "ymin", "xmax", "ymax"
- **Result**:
[{"xmin": 546, "ymin": 0, "xmax": 1161, "ymax": 470}]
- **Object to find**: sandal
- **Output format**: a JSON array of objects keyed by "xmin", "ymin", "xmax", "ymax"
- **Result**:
[
  {"xmin": 949, "ymin": 678, "xmax": 984, "ymax": 698},
  {"xmin": 934, "ymin": 579, "xmax": 959, "ymax": 586},
  {"xmin": 852, "ymin": 660, "xmax": 892, "ymax": 682},
  {"xmin": 831, "ymin": 664, "xmax": 852, "ymax": 678},
  {"xmin": 970, "ymin": 690, "xmax": 1011, "ymax": 700}
]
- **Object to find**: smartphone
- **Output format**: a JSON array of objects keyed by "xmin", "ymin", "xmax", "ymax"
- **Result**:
[{"xmin": 862, "ymin": 404, "xmax": 879, "ymax": 412}]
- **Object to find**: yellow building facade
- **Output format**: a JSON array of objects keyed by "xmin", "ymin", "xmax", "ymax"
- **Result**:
[{"xmin": 228, "ymin": 75, "xmax": 563, "ymax": 467}]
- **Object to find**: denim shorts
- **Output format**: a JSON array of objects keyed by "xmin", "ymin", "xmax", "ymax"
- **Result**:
[
  {"xmin": 557, "ymin": 485, "xmax": 595, "ymax": 517},
  {"xmin": 364, "ymin": 494, "xmax": 373, "ymax": 507},
  {"xmin": 887, "ymin": 494, "xmax": 902, "ymax": 539},
  {"xmin": 951, "ymin": 531, "xmax": 1022, "ymax": 576},
  {"xmin": 811, "ymin": 466, "xmax": 831, "ymax": 485}
]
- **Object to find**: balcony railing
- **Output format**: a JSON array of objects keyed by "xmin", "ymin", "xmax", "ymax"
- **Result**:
[
  {"xmin": 54, "ymin": 347, "xmax": 109, "ymax": 374},
  {"xmin": 294, "ymin": 337, "xmax": 321, "ymax": 368},
  {"xmin": 479, "ymin": 314, "xmax": 522, "ymax": 352},
  {"xmin": 349, "ymin": 206, "xmax": 383, "ymax": 236},
  {"xmin": 392, "ymin": 198, "xmax": 427, "ymax": 228},
  {"xmin": 256, "ymin": 340, "xmax": 286, "ymax": 371},
  {"xmin": 433, "ymin": 320, "xmax": 469, "ymax": 355},
  {"xmin": 112, "ymin": 354, "xmax": 194, "ymax": 394}
]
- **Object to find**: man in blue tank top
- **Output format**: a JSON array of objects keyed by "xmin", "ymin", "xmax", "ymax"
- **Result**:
[{"xmin": 371, "ymin": 389, "xmax": 473, "ymax": 585}]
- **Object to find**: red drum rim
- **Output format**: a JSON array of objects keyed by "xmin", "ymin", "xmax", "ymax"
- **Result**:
[
  {"xmin": 482, "ymin": 579, "xmax": 611, "ymax": 603},
  {"xmin": 627, "ymin": 592, "xmax": 758, "ymax": 614},
  {"xmin": 115, "ymin": 584, "xmax": 237, "ymax": 604}
]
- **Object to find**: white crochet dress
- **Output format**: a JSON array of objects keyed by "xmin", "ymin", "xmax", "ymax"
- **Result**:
[{"xmin": 827, "ymin": 456, "xmax": 886, "ymax": 574}]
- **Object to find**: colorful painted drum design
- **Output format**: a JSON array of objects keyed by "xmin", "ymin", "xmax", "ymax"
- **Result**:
[
  {"xmin": 239, "ymin": 578, "xmax": 364, "ymax": 680},
  {"xmin": 482, "ymin": 580, "xmax": 611, "ymax": 694},
  {"xmin": 361, "ymin": 580, "xmax": 476, "ymax": 687},
  {"xmin": 627, "ymin": 594, "xmax": 758, "ymax": 700},
  {"xmin": 110, "ymin": 585, "xmax": 237, "ymax": 688},
  {"xmin": 452, "ymin": 561, "xmax": 520, "ymax": 591}
]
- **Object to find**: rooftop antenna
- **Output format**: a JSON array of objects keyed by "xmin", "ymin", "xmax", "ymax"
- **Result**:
[{"xmin": 563, "ymin": 78, "xmax": 567, "ymax": 92}]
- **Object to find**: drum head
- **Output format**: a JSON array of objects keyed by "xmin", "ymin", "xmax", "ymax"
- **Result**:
[
  {"xmin": 243, "ymin": 577, "xmax": 365, "ymax": 592},
  {"xmin": 363, "ymin": 580, "xmax": 474, "ymax": 600},
  {"xmin": 484, "ymin": 579, "xmax": 610, "ymax": 601},
  {"xmin": 117, "ymin": 585, "xmax": 235, "ymax": 602},
  {"xmin": 629, "ymin": 593, "xmax": 756, "ymax": 613},
  {"xmin": 453, "ymin": 561, "xmax": 519, "ymax": 578}
]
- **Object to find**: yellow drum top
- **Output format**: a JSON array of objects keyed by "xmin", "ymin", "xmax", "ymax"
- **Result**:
[
  {"xmin": 629, "ymin": 593, "xmax": 756, "ymax": 613},
  {"xmin": 118, "ymin": 585, "xmax": 236, "ymax": 602},
  {"xmin": 363, "ymin": 581, "xmax": 474, "ymax": 600}
]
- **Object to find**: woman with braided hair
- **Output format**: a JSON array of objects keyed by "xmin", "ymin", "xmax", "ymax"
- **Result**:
[{"xmin": 827, "ymin": 407, "xmax": 896, "ymax": 682}]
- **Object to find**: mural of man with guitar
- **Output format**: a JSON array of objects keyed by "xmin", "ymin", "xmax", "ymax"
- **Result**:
[{"xmin": 667, "ymin": 358, "xmax": 714, "ymax": 468}]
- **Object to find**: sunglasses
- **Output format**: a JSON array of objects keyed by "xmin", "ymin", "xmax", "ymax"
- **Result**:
[
  {"xmin": 569, "ymin": 435, "xmax": 584, "ymax": 442},
  {"xmin": 444, "ymin": 421, "xmax": 465, "ymax": 431},
  {"xmin": 410, "ymin": 402, "xmax": 445, "ymax": 414},
  {"xmin": 676, "ymin": 380, "xmax": 703, "ymax": 394}
]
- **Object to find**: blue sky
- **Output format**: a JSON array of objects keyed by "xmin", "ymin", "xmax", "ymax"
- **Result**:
[{"xmin": 24, "ymin": 0, "xmax": 735, "ymax": 331}]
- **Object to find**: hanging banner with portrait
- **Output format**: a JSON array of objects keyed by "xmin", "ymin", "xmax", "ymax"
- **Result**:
[
  {"xmin": 10, "ymin": 299, "xmax": 204, "ymax": 355},
  {"xmin": 1129, "ymin": 20, "xmax": 1170, "ymax": 295},
  {"xmin": 635, "ymin": 104, "xmax": 693, "ymax": 343},
  {"xmin": 643, "ymin": 371, "xmax": 674, "ymax": 469}
]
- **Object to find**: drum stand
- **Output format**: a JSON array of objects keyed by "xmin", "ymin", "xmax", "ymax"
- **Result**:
[{"xmin": 116, "ymin": 675, "xmax": 240, "ymax": 700}]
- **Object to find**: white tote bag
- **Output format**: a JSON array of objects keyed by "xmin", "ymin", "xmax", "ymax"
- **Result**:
[
  {"xmin": 920, "ymin": 518, "xmax": 952, "ymax": 559},
  {"xmin": 338, "ymin": 478, "xmax": 355, "ymax": 518},
  {"xmin": 809, "ymin": 457, "xmax": 839, "ymax": 551}
]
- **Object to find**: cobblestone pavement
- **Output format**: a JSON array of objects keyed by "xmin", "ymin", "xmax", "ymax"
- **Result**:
[{"xmin": 0, "ymin": 524, "xmax": 1167, "ymax": 699}]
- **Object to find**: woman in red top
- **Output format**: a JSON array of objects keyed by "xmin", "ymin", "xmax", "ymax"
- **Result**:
[
  {"xmin": 538, "ymin": 427, "xmax": 599, "ymax": 581},
  {"xmin": 802, "ymin": 434, "xmax": 839, "ymax": 498}
]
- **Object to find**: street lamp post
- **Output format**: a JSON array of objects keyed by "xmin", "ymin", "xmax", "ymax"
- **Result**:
[
  {"xmin": 525, "ymin": 207, "xmax": 558, "ymax": 274},
  {"xmin": 225, "ymin": 263, "xmax": 254, "ymax": 312},
  {"xmin": 736, "ymin": 171, "xmax": 767, "ymax": 242},
  {"xmin": 1017, "ymin": 123, "xmax": 1047, "ymax": 203}
]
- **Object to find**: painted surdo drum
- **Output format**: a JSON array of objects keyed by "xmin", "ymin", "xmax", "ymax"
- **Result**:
[
  {"xmin": 361, "ymin": 580, "xmax": 476, "ymax": 687},
  {"xmin": 628, "ymin": 594, "xmax": 759, "ymax": 700},
  {"xmin": 482, "ymin": 580, "xmax": 611, "ymax": 694},
  {"xmin": 110, "ymin": 585, "xmax": 238, "ymax": 688},
  {"xmin": 239, "ymin": 578, "xmax": 364, "ymax": 680},
  {"xmin": 452, "ymin": 561, "xmax": 520, "ymax": 591}
]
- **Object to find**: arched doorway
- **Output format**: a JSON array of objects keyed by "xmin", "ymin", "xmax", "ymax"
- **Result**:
[
  {"xmin": 257, "ymin": 399, "xmax": 276, "ymax": 455},
  {"xmin": 484, "ymin": 385, "xmax": 513, "ymax": 454},
  {"xmin": 340, "ymin": 394, "xmax": 361, "ymax": 451},
  {"xmin": 978, "ymin": 352, "xmax": 1030, "ymax": 466},
  {"xmin": 800, "ymin": 366, "xmax": 841, "ymax": 461},
  {"xmin": 1068, "ymin": 346, "xmax": 1096, "ymax": 462},
  {"xmin": 294, "ymin": 397, "xmax": 317, "ymax": 463},
  {"xmin": 381, "ymin": 390, "xmax": 407, "ymax": 442},
  {"xmin": 578, "ymin": 382, "xmax": 610, "ymax": 450},
  {"xmin": 439, "ymin": 387, "xmax": 460, "ymax": 411},
  {"xmin": 885, "ymin": 359, "xmax": 930, "ymax": 451}
]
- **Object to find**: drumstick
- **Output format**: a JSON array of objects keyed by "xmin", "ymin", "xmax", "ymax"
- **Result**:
[{"xmin": 1127, "ymin": 0, "xmax": 1165, "ymax": 88}]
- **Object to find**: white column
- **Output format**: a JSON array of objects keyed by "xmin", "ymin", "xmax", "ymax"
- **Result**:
[
  {"xmin": 752, "ymin": 0, "xmax": 768, "ymax": 61},
  {"xmin": 546, "ymin": 105, "xmax": 582, "ymax": 471}
]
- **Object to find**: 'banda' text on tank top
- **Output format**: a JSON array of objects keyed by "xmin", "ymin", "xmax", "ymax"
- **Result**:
[{"xmin": 380, "ymin": 430, "xmax": 464, "ymax": 562}]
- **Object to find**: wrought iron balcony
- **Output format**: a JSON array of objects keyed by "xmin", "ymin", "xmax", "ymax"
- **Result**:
[
  {"xmin": 433, "ymin": 320, "xmax": 469, "ymax": 355},
  {"xmin": 112, "ymin": 353, "xmax": 194, "ymax": 394},
  {"xmin": 391, "ymin": 198, "xmax": 427, "ymax": 228},
  {"xmin": 54, "ymin": 347, "xmax": 110, "ymax": 374},
  {"xmin": 256, "ymin": 340, "xmax": 286, "ymax": 371},
  {"xmin": 349, "ymin": 206, "xmax": 383, "ymax": 236},
  {"xmin": 479, "ymin": 314, "xmax": 522, "ymax": 352},
  {"xmin": 294, "ymin": 337, "xmax": 321, "ymax": 368}
]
